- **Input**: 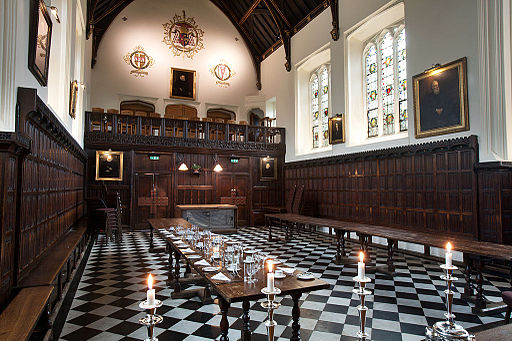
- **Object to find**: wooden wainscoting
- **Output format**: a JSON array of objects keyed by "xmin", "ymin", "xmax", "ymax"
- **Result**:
[{"xmin": 285, "ymin": 136, "xmax": 479, "ymax": 240}]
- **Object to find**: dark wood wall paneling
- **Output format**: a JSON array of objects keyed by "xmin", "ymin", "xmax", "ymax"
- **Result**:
[
  {"xmin": 0, "ymin": 88, "xmax": 87, "ymax": 308},
  {"xmin": 85, "ymin": 150, "xmax": 284, "ymax": 228},
  {"xmin": 285, "ymin": 136, "xmax": 480, "ymax": 240},
  {"xmin": 477, "ymin": 162, "xmax": 512, "ymax": 244}
]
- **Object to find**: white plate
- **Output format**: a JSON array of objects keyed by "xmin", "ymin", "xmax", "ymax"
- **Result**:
[
  {"xmin": 274, "ymin": 273, "xmax": 286, "ymax": 279},
  {"xmin": 279, "ymin": 267, "xmax": 296, "ymax": 275},
  {"xmin": 203, "ymin": 266, "xmax": 219, "ymax": 272},
  {"xmin": 297, "ymin": 272, "xmax": 315, "ymax": 280}
]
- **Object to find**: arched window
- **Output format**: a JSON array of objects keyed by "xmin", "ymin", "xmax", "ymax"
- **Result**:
[
  {"xmin": 310, "ymin": 65, "xmax": 330, "ymax": 148},
  {"xmin": 364, "ymin": 26, "xmax": 407, "ymax": 138}
]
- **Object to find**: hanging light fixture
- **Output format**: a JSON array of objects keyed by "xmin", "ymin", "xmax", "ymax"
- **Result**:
[
  {"xmin": 213, "ymin": 154, "xmax": 223, "ymax": 172},
  {"xmin": 177, "ymin": 153, "xmax": 188, "ymax": 171},
  {"xmin": 49, "ymin": 6, "xmax": 61, "ymax": 23}
]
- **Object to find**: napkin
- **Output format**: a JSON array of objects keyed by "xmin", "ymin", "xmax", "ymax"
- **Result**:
[
  {"xmin": 278, "ymin": 267, "xmax": 296, "ymax": 275},
  {"xmin": 211, "ymin": 272, "xmax": 231, "ymax": 282},
  {"xmin": 183, "ymin": 248, "xmax": 194, "ymax": 253},
  {"xmin": 195, "ymin": 259, "xmax": 210, "ymax": 266}
]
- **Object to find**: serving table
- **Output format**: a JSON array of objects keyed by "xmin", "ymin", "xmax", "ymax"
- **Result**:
[
  {"xmin": 148, "ymin": 218, "xmax": 330, "ymax": 341},
  {"xmin": 175, "ymin": 204, "xmax": 237, "ymax": 233}
]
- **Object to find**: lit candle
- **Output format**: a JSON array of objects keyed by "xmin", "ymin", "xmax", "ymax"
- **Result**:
[
  {"xmin": 357, "ymin": 252, "xmax": 365, "ymax": 280},
  {"xmin": 445, "ymin": 242, "xmax": 453, "ymax": 267},
  {"xmin": 147, "ymin": 274, "xmax": 156, "ymax": 306},
  {"xmin": 267, "ymin": 260, "xmax": 275, "ymax": 292}
]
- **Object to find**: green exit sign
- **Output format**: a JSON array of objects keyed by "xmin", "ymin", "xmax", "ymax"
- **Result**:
[
  {"xmin": 230, "ymin": 157, "xmax": 239, "ymax": 164},
  {"xmin": 149, "ymin": 154, "xmax": 160, "ymax": 161}
]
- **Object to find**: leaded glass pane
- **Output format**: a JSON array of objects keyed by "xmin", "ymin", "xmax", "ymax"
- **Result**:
[
  {"xmin": 365, "ymin": 45, "xmax": 378, "ymax": 137},
  {"xmin": 311, "ymin": 75, "xmax": 319, "ymax": 148},
  {"xmin": 320, "ymin": 67, "xmax": 329, "ymax": 146},
  {"xmin": 381, "ymin": 32, "xmax": 394, "ymax": 135},
  {"xmin": 397, "ymin": 29, "xmax": 408, "ymax": 131}
]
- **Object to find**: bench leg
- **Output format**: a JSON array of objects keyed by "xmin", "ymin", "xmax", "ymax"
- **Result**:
[
  {"xmin": 335, "ymin": 230, "xmax": 347, "ymax": 265},
  {"xmin": 386, "ymin": 239, "xmax": 395, "ymax": 273},
  {"xmin": 173, "ymin": 250, "xmax": 181, "ymax": 293},
  {"xmin": 57, "ymin": 272, "xmax": 63, "ymax": 300},
  {"xmin": 359, "ymin": 234, "xmax": 370, "ymax": 261},
  {"xmin": 506, "ymin": 306, "xmax": 511, "ymax": 324},
  {"xmin": 472, "ymin": 258, "xmax": 486, "ymax": 312},
  {"xmin": 267, "ymin": 217, "xmax": 273, "ymax": 241},
  {"xmin": 66, "ymin": 259, "xmax": 71, "ymax": 282},
  {"xmin": 219, "ymin": 297, "xmax": 230, "ymax": 341},
  {"xmin": 462, "ymin": 254, "xmax": 474, "ymax": 299}
]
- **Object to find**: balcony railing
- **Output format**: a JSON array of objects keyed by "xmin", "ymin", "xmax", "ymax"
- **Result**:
[{"xmin": 84, "ymin": 111, "xmax": 285, "ymax": 151}]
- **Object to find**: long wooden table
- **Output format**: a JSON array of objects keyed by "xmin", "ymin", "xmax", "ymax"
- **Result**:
[
  {"xmin": 265, "ymin": 213, "xmax": 512, "ymax": 315},
  {"xmin": 148, "ymin": 218, "xmax": 330, "ymax": 341}
]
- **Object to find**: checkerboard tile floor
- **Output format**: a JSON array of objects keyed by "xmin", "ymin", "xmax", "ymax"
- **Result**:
[{"xmin": 58, "ymin": 227, "xmax": 509, "ymax": 341}]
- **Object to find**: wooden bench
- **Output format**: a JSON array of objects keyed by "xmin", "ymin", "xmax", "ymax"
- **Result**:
[
  {"xmin": 265, "ymin": 212, "xmax": 512, "ymax": 315},
  {"xmin": 0, "ymin": 286, "xmax": 53, "ymax": 341}
]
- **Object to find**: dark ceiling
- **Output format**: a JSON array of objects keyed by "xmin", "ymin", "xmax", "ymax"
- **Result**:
[{"xmin": 86, "ymin": 0, "xmax": 339, "ymax": 89}]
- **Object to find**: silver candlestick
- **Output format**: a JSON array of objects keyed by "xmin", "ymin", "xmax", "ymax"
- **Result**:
[
  {"xmin": 139, "ymin": 299, "xmax": 163, "ymax": 341},
  {"xmin": 353, "ymin": 276, "xmax": 372, "ymax": 340},
  {"xmin": 425, "ymin": 264, "xmax": 475, "ymax": 340},
  {"xmin": 261, "ymin": 287, "xmax": 281, "ymax": 341}
]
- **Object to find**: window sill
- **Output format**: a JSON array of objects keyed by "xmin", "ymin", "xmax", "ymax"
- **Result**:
[
  {"xmin": 296, "ymin": 145, "xmax": 332, "ymax": 156},
  {"xmin": 360, "ymin": 131, "xmax": 409, "ymax": 146}
]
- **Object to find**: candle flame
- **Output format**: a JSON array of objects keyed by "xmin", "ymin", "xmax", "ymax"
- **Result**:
[
  {"xmin": 359, "ymin": 251, "xmax": 364, "ymax": 263},
  {"xmin": 446, "ymin": 242, "xmax": 452, "ymax": 252},
  {"xmin": 148, "ymin": 274, "xmax": 153, "ymax": 290}
]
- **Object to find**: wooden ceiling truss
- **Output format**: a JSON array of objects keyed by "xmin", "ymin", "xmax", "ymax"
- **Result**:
[{"xmin": 86, "ymin": 0, "xmax": 340, "ymax": 89}]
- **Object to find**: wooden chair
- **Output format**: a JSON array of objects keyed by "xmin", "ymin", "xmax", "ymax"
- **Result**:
[
  {"xmin": 263, "ymin": 185, "xmax": 296, "ymax": 213},
  {"xmin": 291, "ymin": 184, "xmax": 305, "ymax": 214}
]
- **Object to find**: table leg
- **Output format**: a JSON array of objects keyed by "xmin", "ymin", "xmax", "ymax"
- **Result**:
[
  {"xmin": 185, "ymin": 262, "xmax": 192, "ymax": 277},
  {"xmin": 150, "ymin": 225, "xmax": 154, "ymax": 250},
  {"xmin": 291, "ymin": 292, "xmax": 301, "ymax": 341},
  {"xmin": 219, "ymin": 297, "xmax": 230, "ymax": 341},
  {"xmin": 267, "ymin": 216, "xmax": 272, "ymax": 241},
  {"xmin": 335, "ymin": 230, "xmax": 342, "ymax": 264},
  {"xmin": 167, "ymin": 245, "xmax": 174, "ymax": 285},
  {"xmin": 386, "ymin": 238, "xmax": 395, "ymax": 273},
  {"xmin": 174, "ymin": 250, "xmax": 181, "ymax": 293},
  {"xmin": 241, "ymin": 300, "xmax": 251, "ymax": 340},
  {"xmin": 359, "ymin": 234, "xmax": 370, "ymax": 261}
]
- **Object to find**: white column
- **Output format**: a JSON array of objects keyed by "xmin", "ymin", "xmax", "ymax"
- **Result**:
[
  {"xmin": 0, "ymin": 0, "xmax": 17, "ymax": 131},
  {"xmin": 478, "ymin": 0, "xmax": 512, "ymax": 161}
]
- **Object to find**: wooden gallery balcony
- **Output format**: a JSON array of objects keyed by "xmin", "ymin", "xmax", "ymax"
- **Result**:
[{"xmin": 84, "ymin": 111, "xmax": 285, "ymax": 153}]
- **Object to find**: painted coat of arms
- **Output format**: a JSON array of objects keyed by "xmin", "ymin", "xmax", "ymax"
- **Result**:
[
  {"xmin": 162, "ymin": 11, "xmax": 204, "ymax": 59},
  {"xmin": 123, "ymin": 45, "xmax": 154, "ymax": 77},
  {"xmin": 209, "ymin": 60, "xmax": 236, "ymax": 88}
]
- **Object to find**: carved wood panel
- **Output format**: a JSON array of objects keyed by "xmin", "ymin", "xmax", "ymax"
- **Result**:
[{"xmin": 285, "ymin": 136, "xmax": 479, "ymax": 239}]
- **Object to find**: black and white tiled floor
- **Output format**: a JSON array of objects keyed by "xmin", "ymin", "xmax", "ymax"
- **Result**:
[{"xmin": 58, "ymin": 227, "xmax": 509, "ymax": 340}]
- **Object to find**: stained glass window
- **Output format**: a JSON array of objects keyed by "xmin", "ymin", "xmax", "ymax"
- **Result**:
[
  {"xmin": 310, "ymin": 65, "xmax": 330, "ymax": 149},
  {"xmin": 381, "ymin": 32, "xmax": 394, "ymax": 135},
  {"xmin": 365, "ymin": 45, "xmax": 378, "ymax": 137},
  {"xmin": 311, "ymin": 74, "xmax": 319, "ymax": 148},
  {"xmin": 320, "ymin": 67, "xmax": 329, "ymax": 147},
  {"xmin": 364, "ymin": 26, "xmax": 407, "ymax": 138},
  {"xmin": 397, "ymin": 28, "xmax": 407, "ymax": 132}
]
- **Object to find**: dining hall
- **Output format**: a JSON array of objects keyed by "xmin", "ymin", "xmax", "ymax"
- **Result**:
[{"xmin": 1, "ymin": 0, "xmax": 512, "ymax": 340}]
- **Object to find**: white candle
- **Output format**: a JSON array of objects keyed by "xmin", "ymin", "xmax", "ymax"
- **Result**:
[
  {"xmin": 147, "ymin": 274, "xmax": 156, "ymax": 306},
  {"xmin": 357, "ymin": 252, "xmax": 365, "ymax": 280},
  {"xmin": 267, "ymin": 261, "xmax": 275, "ymax": 292},
  {"xmin": 445, "ymin": 242, "xmax": 453, "ymax": 267}
]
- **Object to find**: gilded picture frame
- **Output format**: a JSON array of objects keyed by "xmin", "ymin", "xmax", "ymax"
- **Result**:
[
  {"xmin": 328, "ymin": 114, "xmax": 345, "ymax": 144},
  {"xmin": 69, "ymin": 80, "xmax": 79, "ymax": 119},
  {"xmin": 260, "ymin": 157, "xmax": 277, "ymax": 181},
  {"xmin": 95, "ymin": 151, "xmax": 124, "ymax": 181},
  {"xmin": 28, "ymin": 0, "xmax": 52, "ymax": 87},
  {"xmin": 170, "ymin": 67, "xmax": 196, "ymax": 100},
  {"xmin": 413, "ymin": 57, "xmax": 469, "ymax": 138}
]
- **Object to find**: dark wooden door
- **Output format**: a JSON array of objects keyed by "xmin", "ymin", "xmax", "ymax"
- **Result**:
[
  {"xmin": 134, "ymin": 173, "xmax": 171, "ymax": 227},
  {"xmin": 215, "ymin": 173, "xmax": 250, "ymax": 226}
]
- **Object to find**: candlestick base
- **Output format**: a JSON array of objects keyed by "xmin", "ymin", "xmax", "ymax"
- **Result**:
[
  {"xmin": 139, "ymin": 300, "xmax": 164, "ymax": 341},
  {"xmin": 261, "ymin": 287, "xmax": 281, "ymax": 341},
  {"xmin": 425, "ymin": 264, "xmax": 475, "ymax": 340},
  {"xmin": 353, "ymin": 276, "xmax": 372, "ymax": 340}
]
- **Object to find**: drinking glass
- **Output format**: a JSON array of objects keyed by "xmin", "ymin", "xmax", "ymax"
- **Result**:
[{"xmin": 244, "ymin": 257, "xmax": 256, "ymax": 283}]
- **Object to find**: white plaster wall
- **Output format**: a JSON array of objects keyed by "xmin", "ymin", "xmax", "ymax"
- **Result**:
[
  {"xmin": 91, "ymin": 0, "xmax": 259, "ymax": 121},
  {"xmin": 261, "ymin": 0, "xmax": 486, "ymax": 163},
  {"xmin": 11, "ymin": 0, "xmax": 90, "ymax": 146}
]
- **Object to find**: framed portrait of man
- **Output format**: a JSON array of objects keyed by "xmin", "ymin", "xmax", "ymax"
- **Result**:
[
  {"xmin": 260, "ymin": 157, "xmax": 277, "ymax": 181},
  {"xmin": 328, "ymin": 114, "xmax": 345, "ymax": 144},
  {"xmin": 412, "ymin": 57, "xmax": 469, "ymax": 138},
  {"xmin": 95, "ymin": 151, "xmax": 123, "ymax": 181},
  {"xmin": 170, "ymin": 67, "xmax": 196, "ymax": 100},
  {"xmin": 28, "ymin": 0, "xmax": 52, "ymax": 86}
]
